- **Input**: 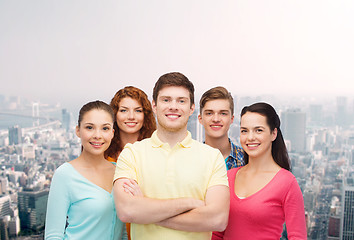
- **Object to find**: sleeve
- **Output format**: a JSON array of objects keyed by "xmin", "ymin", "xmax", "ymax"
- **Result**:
[
  {"xmin": 45, "ymin": 167, "xmax": 71, "ymax": 240},
  {"xmin": 212, "ymin": 230, "xmax": 225, "ymax": 240},
  {"xmin": 283, "ymin": 176, "xmax": 307, "ymax": 240},
  {"xmin": 114, "ymin": 144, "xmax": 138, "ymax": 182},
  {"xmin": 120, "ymin": 223, "xmax": 128, "ymax": 240},
  {"xmin": 207, "ymin": 150, "xmax": 229, "ymax": 189}
]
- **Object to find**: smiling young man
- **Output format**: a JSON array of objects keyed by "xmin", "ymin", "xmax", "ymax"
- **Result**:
[
  {"xmin": 198, "ymin": 86, "xmax": 244, "ymax": 170},
  {"xmin": 113, "ymin": 73, "xmax": 229, "ymax": 240}
]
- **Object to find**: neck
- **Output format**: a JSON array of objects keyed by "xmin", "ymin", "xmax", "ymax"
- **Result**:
[
  {"xmin": 79, "ymin": 151, "xmax": 106, "ymax": 168},
  {"xmin": 119, "ymin": 131, "xmax": 140, "ymax": 148},
  {"xmin": 156, "ymin": 127, "xmax": 188, "ymax": 148},
  {"xmin": 246, "ymin": 151, "xmax": 279, "ymax": 172},
  {"xmin": 205, "ymin": 135, "xmax": 230, "ymax": 159}
]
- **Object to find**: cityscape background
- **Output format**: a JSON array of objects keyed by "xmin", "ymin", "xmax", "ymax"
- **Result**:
[
  {"xmin": 1, "ymin": 0, "xmax": 354, "ymax": 239},
  {"xmin": 0, "ymin": 93, "xmax": 353, "ymax": 239}
]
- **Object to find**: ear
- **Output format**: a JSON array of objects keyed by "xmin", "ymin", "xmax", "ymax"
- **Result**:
[
  {"xmin": 198, "ymin": 114, "xmax": 202, "ymax": 124},
  {"xmin": 152, "ymin": 100, "xmax": 157, "ymax": 115},
  {"xmin": 75, "ymin": 126, "xmax": 80, "ymax": 138},
  {"xmin": 110, "ymin": 127, "xmax": 115, "ymax": 140},
  {"xmin": 189, "ymin": 103, "xmax": 195, "ymax": 116},
  {"xmin": 271, "ymin": 128, "xmax": 278, "ymax": 142},
  {"xmin": 231, "ymin": 114, "xmax": 234, "ymax": 123}
]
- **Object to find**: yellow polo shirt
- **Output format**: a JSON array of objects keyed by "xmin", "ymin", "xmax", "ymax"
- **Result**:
[{"xmin": 114, "ymin": 131, "xmax": 228, "ymax": 240}]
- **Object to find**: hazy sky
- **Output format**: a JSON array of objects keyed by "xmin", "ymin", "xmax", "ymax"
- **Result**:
[{"xmin": 1, "ymin": 0, "xmax": 353, "ymax": 109}]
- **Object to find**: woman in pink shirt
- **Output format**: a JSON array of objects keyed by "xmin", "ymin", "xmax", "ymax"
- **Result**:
[{"xmin": 212, "ymin": 102, "xmax": 307, "ymax": 240}]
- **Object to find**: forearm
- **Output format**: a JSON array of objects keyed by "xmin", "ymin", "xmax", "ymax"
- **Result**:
[
  {"xmin": 114, "ymin": 179, "xmax": 203, "ymax": 224},
  {"xmin": 156, "ymin": 185, "xmax": 229, "ymax": 232},
  {"xmin": 156, "ymin": 204, "xmax": 228, "ymax": 232}
]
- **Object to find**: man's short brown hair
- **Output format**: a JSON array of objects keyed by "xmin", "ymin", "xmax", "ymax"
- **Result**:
[
  {"xmin": 153, "ymin": 72, "xmax": 195, "ymax": 106},
  {"xmin": 199, "ymin": 86, "xmax": 234, "ymax": 115}
]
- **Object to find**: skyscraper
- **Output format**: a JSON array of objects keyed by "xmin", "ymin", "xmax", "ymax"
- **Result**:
[
  {"xmin": 340, "ymin": 171, "xmax": 354, "ymax": 239},
  {"xmin": 62, "ymin": 108, "xmax": 71, "ymax": 132},
  {"xmin": 336, "ymin": 96, "xmax": 347, "ymax": 127},
  {"xmin": 18, "ymin": 188, "xmax": 49, "ymax": 231},
  {"xmin": 187, "ymin": 110, "xmax": 203, "ymax": 142},
  {"xmin": 0, "ymin": 195, "xmax": 11, "ymax": 218},
  {"xmin": 309, "ymin": 104, "xmax": 323, "ymax": 126},
  {"xmin": 8, "ymin": 125, "xmax": 22, "ymax": 145},
  {"xmin": 281, "ymin": 109, "xmax": 306, "ymax": 153}
]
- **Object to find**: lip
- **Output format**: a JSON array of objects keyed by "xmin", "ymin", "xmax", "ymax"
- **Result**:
[
  {"xmin": 210, "ymin": 124, "xmax": 223, "ymax": 130},
  {"xmin": 165, "ymin": 114, "xmax": 180, "ymax": 120},
  {"xmin": 246, "ymin": 143, "xmax": 260, "ymax": 149},
  {"xmin": 90, "ymin": 142, "xmax": 104, "ymax": 148},
  {"xmin": 125, "ymin": 122, "xmax": 138, "ymax": 127}
]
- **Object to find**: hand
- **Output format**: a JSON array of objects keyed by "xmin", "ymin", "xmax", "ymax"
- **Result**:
[
  {"xmin": 122, "ymin": 179, "xmax": 143, "ymax": 197},
  {"xmin": 156, "ymin": 198, "xmax": 205, "ymax": 227}
]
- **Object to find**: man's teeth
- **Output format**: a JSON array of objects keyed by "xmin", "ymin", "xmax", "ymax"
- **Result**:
[{"xmin": 167, "ymin": 115, "xmax": 179, "ymax": 119}]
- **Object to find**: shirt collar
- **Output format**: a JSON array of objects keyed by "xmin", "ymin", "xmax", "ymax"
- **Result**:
[
  {"xmin": 151, "ymin": 130, "xmax": 193, "ymax": 148},
  {"xmin": 229, "ymin": 138, "xmax": 237, "ymax": 159}
]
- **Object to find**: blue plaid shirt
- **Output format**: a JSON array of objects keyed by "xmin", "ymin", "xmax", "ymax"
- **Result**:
[{"xmin": 226, "ymin": 139, "xmax": 245, "ymax": 170}]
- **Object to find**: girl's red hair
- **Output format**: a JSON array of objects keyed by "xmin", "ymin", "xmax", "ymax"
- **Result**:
[{"xmin": 104, "ymin": 86, "xmax": 156, "ymax": 160}]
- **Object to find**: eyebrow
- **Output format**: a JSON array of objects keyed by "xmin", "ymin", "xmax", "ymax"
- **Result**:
[
  {"xmin": 203, "ymin": 109, "xmax": 230, "ymax": 113},
  {"xmin": 83, "ymin": 122, "xmax": 112, "ymax": 126},
  {"xmin": 159, "ymin": 96, "xmax": 189, "ymax": 100},
  {"xmin": 240, "ymin": 126, "xmax": 265, "ymax": 129},
  {"xmin": 120, "ymin": 106, "xmax": 143, "ymax": 109}
]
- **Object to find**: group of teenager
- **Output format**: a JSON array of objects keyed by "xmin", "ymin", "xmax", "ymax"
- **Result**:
[{"xmin": 44, "ymin": 72, "xmax": 307, "ymax": 240}]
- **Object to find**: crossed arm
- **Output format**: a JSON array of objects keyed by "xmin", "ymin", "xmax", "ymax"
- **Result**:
[
  {"xmin": 114, "ymin": 178, "xmax": 229, "ymax": 232},
  {"xmin": 113, "ymin": 178, "xmax": 204, "ymax": 224}
]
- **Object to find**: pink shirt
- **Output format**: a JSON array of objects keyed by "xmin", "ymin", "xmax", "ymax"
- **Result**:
[{"xmin": 212, "ymin": 167, "xmax": 307, "ymax": 240}]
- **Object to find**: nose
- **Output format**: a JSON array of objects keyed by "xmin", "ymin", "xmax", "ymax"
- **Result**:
[
  {"xmin": 169, "ymin": 100, "xmax": 178, "ymax": 110},
  {"xmin": 247, "ymin": 131, "xmax": 255, "ymax": 141},
  {"xmin": 128, "ymin": 110, "xmax": 135, "ymax": 119},
  {"xmin": 212, "ymin": 113, "xmax": 220, "ymax": 122},
  {"xmin": 93, "ymin": 129, "xmax": 102, "ymax": 139}
]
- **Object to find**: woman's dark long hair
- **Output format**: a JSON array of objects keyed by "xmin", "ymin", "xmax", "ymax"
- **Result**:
[{"xmin": 241, "ymin": 102, "xmax": 291, "ymax": 171}]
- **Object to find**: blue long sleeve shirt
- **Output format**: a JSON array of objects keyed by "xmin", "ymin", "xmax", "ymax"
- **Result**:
[{"xmin": 45, "ymin": 162, "xmax": 127, "ymax": 240}]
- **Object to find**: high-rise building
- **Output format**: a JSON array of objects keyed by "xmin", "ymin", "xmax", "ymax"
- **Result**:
[
  {"xmin": 62, "ymin": 109, "xmax": 71, "ymax": 132},
  {"xmin": 309, "ymin": 104, "xmax": 323, "ymax": 125},
  {"xmin": 336, "ymin": 96, "xmax": 348, "ymax": 127},
  {"xmin": 281, "ymin": 109, "xmax": 306, "ymax": 153},
  {"xmin": 0, "ymin": 195, "xmax": 11, "ymax": 218},
  {"xmin": 8, "ymin": 126, "xmax": 22, "ymax": 145},
  {"xmin": 187, "ymin": 110, "xmax": 203, "ymax": 142},
  {"xmin": 18, "ymin": 188, "xmax": 49, "ymax": 231},
  {"xmin": 340, "ymin": 171, "xmax": 354, "ymax": 239},
  {"xmin": 0, "ymin": 178, "xmax": 8, "ymax": 195}
]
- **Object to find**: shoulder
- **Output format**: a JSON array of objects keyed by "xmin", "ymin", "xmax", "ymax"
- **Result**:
[
  {"xmin": 227, "ymin": 167, "xmax": 241, "ymax": 178},
  {"xmin": 125, "ymin": 137, "xmax": 152, "ymax": 150},
  {"xmin": 275, "ymin": 169, "xmax": 302, "ymax": 195},
  {"xmin": 230, "ymin": 139, "xmax": 244, "ymax": 153},
  {"xmin": 192, "ymin": 139, "xmax": 220, "ymax": 153},
  {"xmin": 53, "ymin": 162, "xmax": 73, "ymax": 178},
  {"xmin": 277, "ymin": 168, "xmax": 297, "ymax": 182}
]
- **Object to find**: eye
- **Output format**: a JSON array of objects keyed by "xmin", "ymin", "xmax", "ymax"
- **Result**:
[
  {"xmin": 205, "ymin": 112, "xmax": 212, "ymax": 116},
  {"xmin": 240, "ymin": 129, "xmax": 247, "ymax": 134},
  {"xmin": 119, "ymin": 109, "xmax": 127, "ymax": 112},
  {"xmin": 85, "ymin": 126, "xmax": 93, "ymax": 130},
  {"xmin": 103, "ymin": 126, "xmax": 110, "ymax": 131},
  {"xmin": 221, "ymin": 112, "xmax": 228, "ymax": 116},
  {"xmin": 136, "ymin": 109, "xmax": 143, "ymax": 113},
  {"xmin": 256, "ymin": 129, "xmax": 263, "ymax": 133},
  {"xmin": 162, "ymin": 98, "xmax": 169, "ymax": 102},
  {"xmin": 179, "ymin": 99, "xmax": 185, "ymax": 104}
]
